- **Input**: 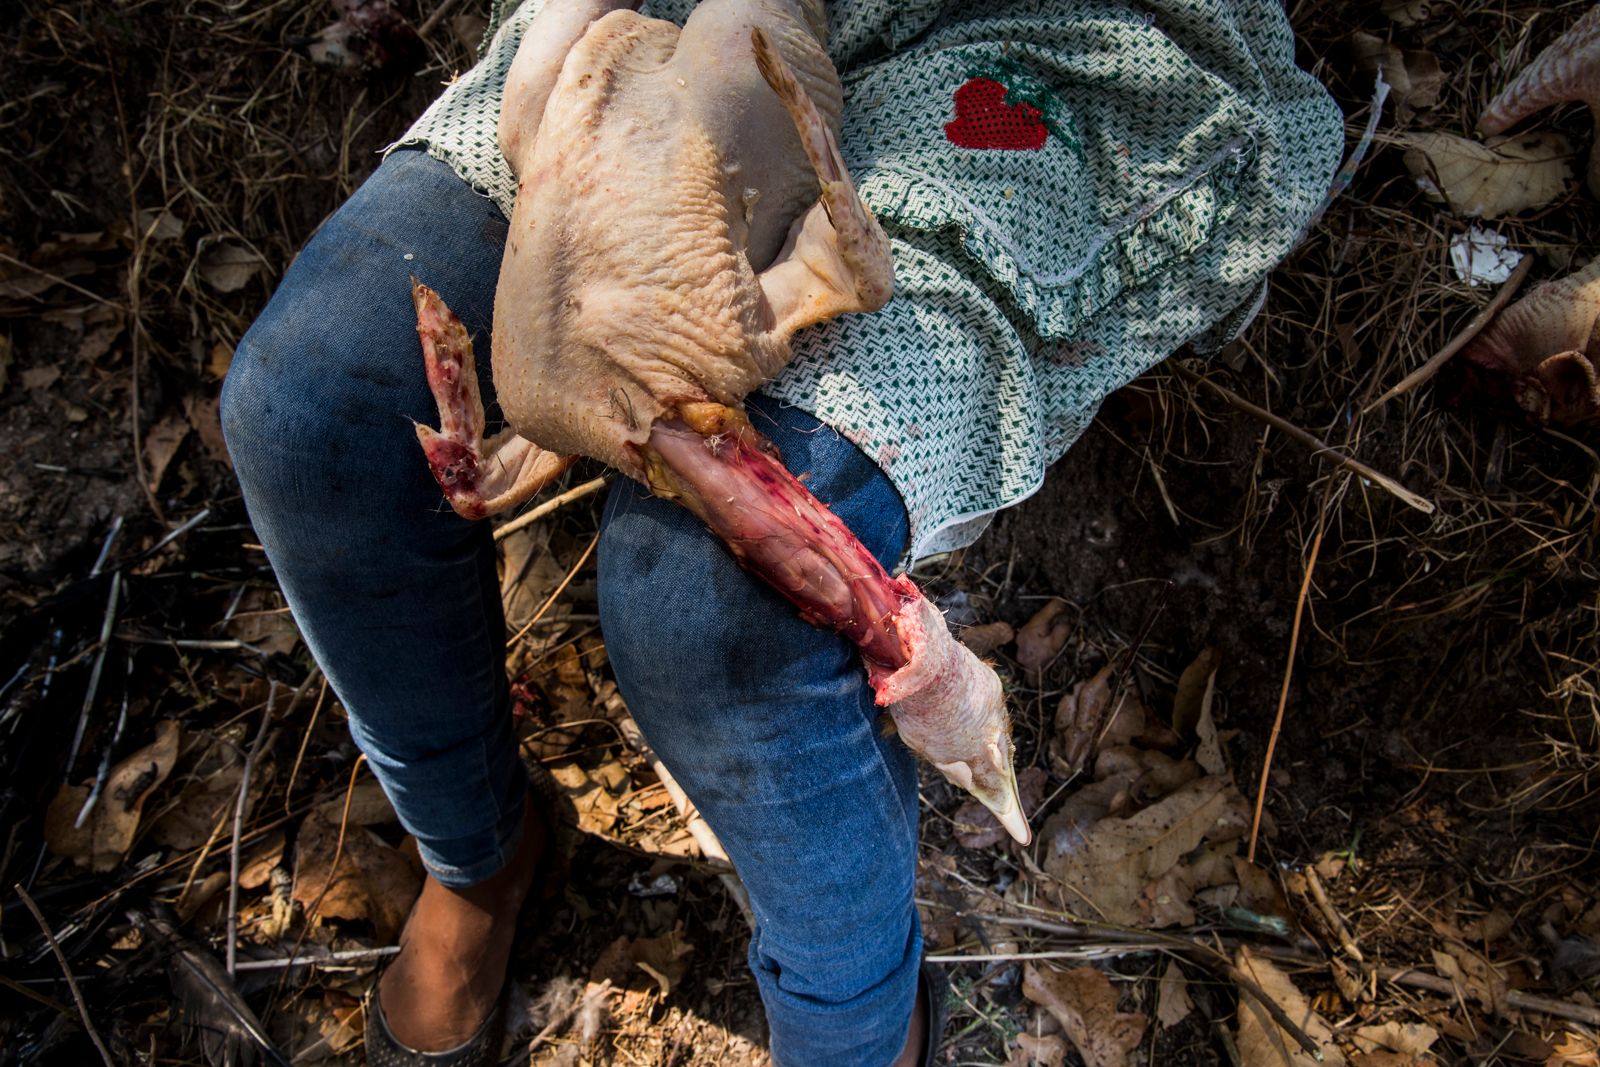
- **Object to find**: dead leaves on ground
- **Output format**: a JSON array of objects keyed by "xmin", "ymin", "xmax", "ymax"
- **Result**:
[
  {"xmin": 44, "ymin": 719, "xmax": 181, "ymax": 870},
  {"xmin": 1401, "ymin": 131, "xmax": 1574, "ymax": 217},
  {"xmin": 1022, "ymin": 963, "xmax": 1146, "ymax": 1067}
]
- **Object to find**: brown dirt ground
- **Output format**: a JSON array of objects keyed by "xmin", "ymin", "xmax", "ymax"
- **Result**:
[{"xmin": 2, "ymin": 2, "xmax": 1598, "ymax": 1066}]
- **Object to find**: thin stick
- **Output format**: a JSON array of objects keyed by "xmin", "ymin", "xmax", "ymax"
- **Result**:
[
  {"xmin": 505, "ymin": 532, "xmax": 599, "ymax": 647},
  {"xmin": 1248, "ymin": 519, "xmax": 1326, "ymax": 863},
  {"xmin": 1379, "ymin": 966, "xmax": 1600, "ymax": 1027},
  {"xmin": 14, "ymin": 883, "xmax": 117, "ymax": 1067},
  {"xmin": 1173, "ymin": 363, "xmax": 1434, "ymax": 515},
  {"xmin": 231, "ymin": 945, "xmax": 400, "ymax": 972},
  {"xmin": 1364, "ymin": 254, "xmax": 1535, "ymax": 412},
  {"xmin": 227, "ymin": 681, "xmax": 278, "ymax": 976},
  {"xmin": 0, "ymin": 249, "xmax": 128, "ymax": 311},
  {"xmin": 284, "ymin": 674, "xmax": 329, "ymax": 815},
  {"xmin": 1302, "ymin": 866, "xmax": 1362, "ymax": 963},
  {"xmin": 74, "ymin": 661, "xmax": 132, "ymax": 827},
  {"xmin": 416, "ymin": 0, "xmax": 464, "ymax": 39},
  {"xmin": 66, "ymin": 572, "xmax": 122, "ymax": 777},
  {"xmin": 494, "ymin": 475, "xmax": 610, "ymax": 542}
]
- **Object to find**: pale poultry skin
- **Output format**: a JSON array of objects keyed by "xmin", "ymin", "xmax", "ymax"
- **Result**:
[{"xmin": 414, "ymin": 0, "xmax": 1028, "ymax": 842}]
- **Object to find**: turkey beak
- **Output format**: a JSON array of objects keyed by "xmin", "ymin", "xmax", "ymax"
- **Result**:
[{"xmin": 935, "ymin": 738, "xmax": 1032, "ymax": 846}]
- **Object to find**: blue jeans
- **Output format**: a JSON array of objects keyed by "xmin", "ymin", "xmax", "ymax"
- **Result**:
[{"xmin": 221, "ymin": 150, "xmax": 921, "ymax": 1065}]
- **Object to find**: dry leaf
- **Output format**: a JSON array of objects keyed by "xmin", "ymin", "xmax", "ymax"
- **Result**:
[
  {"xmin": 1352, "ymin": 1021, "xmax": 1439, "ymax": 1057},
  {"xmin": 1051, "ymin": 664, "xmax": 1135, "ymax": 775},
  {"xmin": 1233, "ymin": 947, "xmax": 1346, "ymax": 1067},
  {"xmin": 1350, "ymin": 32, "xmax": 1443, "ymax": 116},
  {"xmin": 150, "ymin": 761, "xmax": 243, "ymax": 850},
  {"xmin": 1043, "ymin": 776, "xmax": 1236, "ymax": 925},
  {"xmin": 238, "ymin": 830, "xmax": 286, "ymax": 891},
  {"xmin": 1402, "ymin": 131, "xmax": 1573, "ymax": 217},
  {"xmin": 44, "ymin": 720, "xmax": 182, "ymax": 871},
  {"xmin": 292, "ymin": 808, "xmax": 423, "ymax": 941},
  {"xmin": 954, "ymin": 766, "xmax": 1047, "ymax": 849},
  {"xmin": 1549, "ymin": 1032, "xmax": 1600, "ymax": 1066},
  {"xmin": 589, "ymin": 926, "xmax": 695, "ymax": 999},
  {"xmin": 183, "ymin": 392, "xmax": 232, "ymax": 467},
  {"xmin": 22, "ymin": 365, "xmax": 61, "ymax": 390},
  {"xmin": 1460, "ymin": 907, "xmax": 1512, "ymax": 943},
  {"xmin": 198, "ymin": 241, "xmax": 264, "ymax": 292},
  {"xmin": 1141, "ymin": 864, "xmax": 1195, "ymax": 927},
  {"xmin": 1022, "ymin": 964, "xmax": 1146, "ymax": 1067},
  {"xmin": 226, "ymin": 587, "xmax": 300, "ymax": 657},
  {"xmin": 1156, "ymin": 960, "xmax": 1194, "ymax": 1027},
  {"xmin": 1171, "ymin": 648, "xmax": 1217, "ymax": 738},
  {"xmin": 315, "ymin": 777, "xmax": 397, "ymax": 827},
  {"xmin": 1011, "ymin": 1032, "xmax": 1069, "ymax": 1067},
  {"xmin": 1016, "ymin": 599, "xmax": 1072, "ymax": 677},
  {"xmin": 144, "ymin": 414, "xmax": 190, "ymax": 493},
  {"xmin": 551, "ymin": 763, "xmax": 621, "ymax": 836},
  {"xmin": 1232, "ymin": 856, "xmax": 1295, "ymax": 926},
  {"xmin": 960, "ymin": 620, "xmax": 1015, "ymax": 657}
]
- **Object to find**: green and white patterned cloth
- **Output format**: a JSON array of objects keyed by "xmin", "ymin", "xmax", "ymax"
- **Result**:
[{"xmin": 394, "ymin": 0, "xmax": 1342, "ymax": 560}]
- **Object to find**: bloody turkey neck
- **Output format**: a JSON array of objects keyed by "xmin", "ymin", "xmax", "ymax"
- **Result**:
[{"xmin": 640, "ymin": 405, "xmax": 912, "ymax": 679}]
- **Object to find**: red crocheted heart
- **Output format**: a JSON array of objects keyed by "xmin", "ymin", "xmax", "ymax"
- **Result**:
[{"xmin": 944, "ymin": 77, "xmax": 1048, "ymax": 151}]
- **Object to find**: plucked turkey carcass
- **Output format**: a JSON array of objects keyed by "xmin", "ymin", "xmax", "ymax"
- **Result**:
[{"xmin": 414, "ymin": 0, "xmax": 1029, "ymax": 842}]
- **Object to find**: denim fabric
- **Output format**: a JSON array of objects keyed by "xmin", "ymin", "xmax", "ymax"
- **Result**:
[{"xmin": 222, "ymin": 150, "xmax": 921, "ymax": 1065}]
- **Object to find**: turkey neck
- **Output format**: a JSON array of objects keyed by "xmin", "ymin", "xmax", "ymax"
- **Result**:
[{"xmin": 639, "ymin": 404, "xmax": 912, "ymax": 674}]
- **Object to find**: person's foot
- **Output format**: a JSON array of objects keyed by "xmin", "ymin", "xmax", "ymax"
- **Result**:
[{"xmin": 376, "ymin": 794, "xmax": 548, "ymax": 1051}]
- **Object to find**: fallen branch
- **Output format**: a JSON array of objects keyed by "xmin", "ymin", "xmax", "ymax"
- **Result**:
[
  {"xmin": 1378, "ymin": 965, "xmax": 1600, "ymax": 1028},
  {"xmin": 1172, "ymin": 363, "xmax": 1434, "ymax": 515},
  {"xmin": 15, "ymin": 883, "xmax": 117, "ymax": 1067},
  {"xmin": 1364, "ymin": 254, "xmax": 1534, "ymax": 412}
]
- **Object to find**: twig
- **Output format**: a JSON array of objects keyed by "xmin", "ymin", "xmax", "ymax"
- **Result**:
[
  {"xmin": 65, "ymin": 572, "xmax": 123, "ymax": 778},
  {"xmin": 416, "ymin": 0, "xmax": 464, "ymax": 39},
  {"xmin": 1249, "ymin": 518, "xmax": 1327, "ymax": 863},
  {"xmin": 1363, "ymin": 254, "xmax": 1535, "ymax": 412},
  {"xmin": 115, "ymin": 634, "xmax": 247, "ymax": 650},
  {"xmin": 493, "ymin": 475, "xmax": 610, "ymax": 542},
  {"xmin": 136, "ymin": 508, "xmax": 212, "ymax": 562},
  {"xmin": 14, "ymin": 883, "xmax": 117, "ymax": 1067},
  {"xmin": 939, "ymin": 908, "xmax": 1327, "ymax": 1060},
  {"xmin": 74, "ymin": 660, "xmax": 132, "ymax": 828},
  {"xmin": 505, "ymin": 532, "xmax": 599, "ymax": 647},
  {"xmin": 105, "ymin": 57, "xmax": 164, "ymax": 524},
  {"xmin": 90, "ymin": 516, "xmax": 124, "ymax": 578},
  {"xmin": 231, "ymin": 945, "xmax": 400, "ymax": 972},
  {"xmin": 528, "ymin": 979, "xmax": 613, "ymax": 1055},
  {"xmin": 284, "ymin": 673, "xmax": 328, "ymax": 815},
  {"xmin": 1301, "ymin": 866, "xmax": 1362, "ymax": 963},
  {"xmin": 278, "ymin": 755, "xmax": 366, "ymax": 993},
  {"xmin": 227, "ymin": 681, "xmax": 278, "ymax": 976},
  {"xmin": 0, "ymin": 249, "xmax": 128, "ymax": 312},
  {"xmin": 1172, "ymin": 363, "xmax": 1434, "ymax": 514},
  {"xmin": 1378, "ymin": 966, "xmax": 1600, "ymax": 1027}
]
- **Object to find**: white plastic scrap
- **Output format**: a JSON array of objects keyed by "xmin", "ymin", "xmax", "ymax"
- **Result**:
[{"xmin": 1449, "ymin": 226, "xmax": 1523, "ymax": 286}]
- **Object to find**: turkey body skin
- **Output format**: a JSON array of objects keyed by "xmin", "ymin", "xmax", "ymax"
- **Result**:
[{"xmin": 492, "ymin": 0, "xmax": 852, "ymax": 478}]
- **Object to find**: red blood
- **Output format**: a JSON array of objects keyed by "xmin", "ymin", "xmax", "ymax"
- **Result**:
[{"xmin": 944, "ymin": 77, "xmax": 1048, "ymax": 151}]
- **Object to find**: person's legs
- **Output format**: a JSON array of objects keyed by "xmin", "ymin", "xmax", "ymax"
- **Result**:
[
  {"xmin": 599, "ymin": 392, "xmax": 925, "ymax": 1066},
  {"xmin": 221, "ymin": 149, "xmax": 536, "ymax": 1049}
]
